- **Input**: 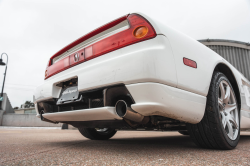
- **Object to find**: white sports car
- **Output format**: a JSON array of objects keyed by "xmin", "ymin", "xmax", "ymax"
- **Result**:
[{"xmin": 34, "ymin": 13, "xmax": 250, "ymax": 150}]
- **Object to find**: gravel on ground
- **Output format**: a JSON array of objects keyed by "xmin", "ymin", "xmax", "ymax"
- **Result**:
[{"xmin": 0, "ymin": 128, "xmax": 250, "ymax": 165}]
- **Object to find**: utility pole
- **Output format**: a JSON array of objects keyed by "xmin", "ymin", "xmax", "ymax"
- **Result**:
[{"xmin": 0, "ymin": 53, "xmax": 8, "ymax": 110}]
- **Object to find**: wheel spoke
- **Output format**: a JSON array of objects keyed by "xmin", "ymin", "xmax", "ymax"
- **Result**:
[
  {"xmin": 225, "ymin": 103, "xmax": 236, "ymax": 113},
  {"xmin": 218, "ymin": 98, "xmax": 224, "ymax": 108},
  {"xmin": 228, "ymin": 114, "xmax": 238, "ymax": 130},
  {"xmin": 227, "ymin": 120, "xmax": 234, "ymax": 139},
  {"xmin": 219, "ymin": 82, "xmax": 225, "ymax": 100},
  {"xmin": 220, "ymin": 112, "xmax": 227, "ymax": 129},
  {"xmin": 224, "ymin": 85, "xmax": 230, "ymax": 104}
]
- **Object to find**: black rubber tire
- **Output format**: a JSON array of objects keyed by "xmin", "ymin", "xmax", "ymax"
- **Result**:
[
  {"xmin": 178, "ymin": 130, "xmax": 189, "ymax": 135},
  {"xmin": 187, "ymin": 72, "xmax": 240, "ymax": 150},
  {"xmin": 78, "ymin": 128, "xmax": 117, "ymax": 140}
]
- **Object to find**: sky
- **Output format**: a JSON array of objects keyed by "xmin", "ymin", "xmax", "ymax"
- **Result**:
[{"xmin": 0, "ymin": 0, "xmax": 250, "ymax": 107}]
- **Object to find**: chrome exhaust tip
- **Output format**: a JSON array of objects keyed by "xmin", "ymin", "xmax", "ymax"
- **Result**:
[
  {"xmin": 115, "ymin": 100, "xmax": 149, "ymax": 123},
  {"xmin": 40, "ymin": 110, "xmax": 58, "ymax": 124}
]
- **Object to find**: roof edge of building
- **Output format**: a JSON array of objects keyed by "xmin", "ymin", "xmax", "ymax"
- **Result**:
[{"xmin": 198, "ymin": 39, "xmax": 250, "ymax": 50}]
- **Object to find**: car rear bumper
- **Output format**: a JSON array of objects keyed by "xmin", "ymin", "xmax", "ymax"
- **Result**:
[
  {"xmin": 126, "ymin": 83, "xmax": 206, "ymax": 124},
  {"xmin": 34, "ymin": 35, "xmax": 177, "ymax": 103},
  {"xmin": 36, "ymin": 82, "xmax": 206, "ymax": 124}
]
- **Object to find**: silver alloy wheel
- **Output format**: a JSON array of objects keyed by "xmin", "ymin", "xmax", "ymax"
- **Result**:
[{"xmin": 218, "ymin": 80, "xmax": 239, "ymax": 140}]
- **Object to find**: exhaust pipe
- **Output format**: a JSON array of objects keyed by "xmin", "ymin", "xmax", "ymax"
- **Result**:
[
  {"xmin": 40, "ymin": 110, "xmax": 58, "ymax": 124},
  {"xmin": 115, "ymin": 100, "xmax": 149, "ymax": 124}
]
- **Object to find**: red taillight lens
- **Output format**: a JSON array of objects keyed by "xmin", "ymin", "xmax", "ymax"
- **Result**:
[
  {"xmin": 47, "ymin": 56, "xmax": 70, "ymax": 77},
  {"xmin": 183, "ymin": 58, "xmax": 197, "ymax": 68},
  {"xmin": 84, "ymin": 46, "xmax": 93, "ymax": 60},
  {"xmin": 45, "ymin": 14, "xmax": 156, "ymax": 79},
  {"xmin": 89, "ymin": 14, "xmax": 155, "ymax": 61}
]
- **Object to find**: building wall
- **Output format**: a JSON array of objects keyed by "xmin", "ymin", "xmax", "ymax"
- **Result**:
[
  {"xmin": 2, "ymin": 113, "xmax": 62, "ymax": 127},
  {"xmin": 14, "ymin": 110, "xmax": 24, "ymax": 114},
  {"xmin": 14, "ymin": 107, "xmax": 36, "ymax": 114},
  {"xmin": 199, "ymin": 39, "xmax": 250, "ymax": 81},
  {"xmin": 208, "ymin": 45, "xmax": 250, "ymax": 80},
  {"xmin": 1, "ymin": 93, "xmax": 14, "ymax": 113}
]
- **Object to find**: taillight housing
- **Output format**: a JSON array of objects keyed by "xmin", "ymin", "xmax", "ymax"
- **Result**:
[{"xmin": 45, "ymin": 13, "xmax": 156, "ymax": 79}]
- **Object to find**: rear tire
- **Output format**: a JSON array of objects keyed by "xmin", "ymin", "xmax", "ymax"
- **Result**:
[
  {"xmin": 78, "ymin": 128, "xmax": 117, "ymax": 140},
  {"xmin": 187, "ymin": 72, "xmax": 240, "ymax": 150}
]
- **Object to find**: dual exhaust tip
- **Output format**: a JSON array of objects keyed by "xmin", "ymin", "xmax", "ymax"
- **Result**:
[{"xmin": 115, "ymin": 100, "xmax": 149, "ymax": 124}]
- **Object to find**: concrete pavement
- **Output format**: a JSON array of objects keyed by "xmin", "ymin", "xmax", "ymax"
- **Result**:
[{"xmin": 0, "ymin": 128, "xmax": 250, "ymax": 165}]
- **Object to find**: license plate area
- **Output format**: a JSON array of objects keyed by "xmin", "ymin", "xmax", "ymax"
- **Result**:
[
  {"xmin": 56, "ymin": 77, "xmax": 82, "ymax": 105},
  {"xmin": 57, "ymin": 86, "xmax": 81, "ymax": 105}
]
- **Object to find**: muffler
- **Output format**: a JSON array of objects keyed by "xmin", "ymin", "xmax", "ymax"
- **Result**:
[{"xmin": 115, "ymin": 100, "xmax": 149, "ymax": 124}]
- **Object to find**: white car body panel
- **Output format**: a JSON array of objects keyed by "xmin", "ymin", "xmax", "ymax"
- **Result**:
[
  {"xmin": 137, "ymin": 13, "xmax": 236, "ymax": 96},
  {"xmin": 126, "ymin": 83, "xmax": 206, "ymax": 123},
  {"xmin": 34, "ymin": 12, "xmax": 250, "ymax": 128},
  {"xmin": 241, "ymin": 114, "xmax": 250, "ymax": 129},
  {"xmin": 137, "ymin": 13, "xmax": 250, "ymax": 128}
]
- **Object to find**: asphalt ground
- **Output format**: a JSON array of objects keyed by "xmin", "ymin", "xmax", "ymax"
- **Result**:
[{"xmin": 0, "ymin": 128, "xmax": 250, "ymax": 166}]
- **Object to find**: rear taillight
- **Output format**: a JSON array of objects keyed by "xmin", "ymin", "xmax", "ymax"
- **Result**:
[
  {"xmin": 47, "ymin": 56, "xmax": 70, "ymax": 77},
  {"xmin": 45, "ymin": 14, "xmax": 156, "ymax": 79}
]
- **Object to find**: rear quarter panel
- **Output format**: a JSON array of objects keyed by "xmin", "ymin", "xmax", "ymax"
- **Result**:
[
  {"xmin": 140, "ymin": 12, "xmax": 250, "ymax": 128},
  {"xmin": 154, "ymin": 23, "xmax": 223, "ymax": 96},
  {"xmin": 140, "ymin": 12, "xmax": 247, "ymax": 97},
  {"xmin": 137, "ymin": 12, "xmax": 222, "ymax": 96}
]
